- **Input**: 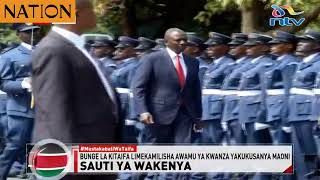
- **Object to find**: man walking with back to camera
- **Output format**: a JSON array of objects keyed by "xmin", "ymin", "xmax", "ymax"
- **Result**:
[{"xmin": 32, "ymin": 1, "xmax": 121, "ymax": 179}]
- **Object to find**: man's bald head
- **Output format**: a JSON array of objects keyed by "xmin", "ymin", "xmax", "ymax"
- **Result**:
[
  {"xmin": 56, "ymin": 0, "xmax": 96, "ymax": 35},
  {"xmin": 164, "ymin": 28, "xmax": 187, "ymax": 54},
  {"xmin": 164, "ymin": 28, "xmax": 186, "ymax": 42},
  {"xmin": 76, "ymin": 0, "xmax": 92, "ymax": 9}
]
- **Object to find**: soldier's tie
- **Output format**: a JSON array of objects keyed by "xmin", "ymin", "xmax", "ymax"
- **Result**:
[{"xmin": 175, "ymin": 55, "xmax": 185, "ymax": 88}]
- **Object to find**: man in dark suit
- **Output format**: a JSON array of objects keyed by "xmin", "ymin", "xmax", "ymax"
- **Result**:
[
  {"xmin": 32, "ymin": 0, "xmax": 120, "ymax": 149},
  {"xmin": 132, "ymin": 28, "xmax": 202, "ymax": 144}
]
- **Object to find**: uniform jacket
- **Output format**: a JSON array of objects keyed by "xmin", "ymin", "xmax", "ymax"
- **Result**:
[
  {"xmin": 221, "ymin": 56, "xmax": 251, "ymax": 122},
  {"xmin": 201, "ymin": 55, "xmax": 234, "ymax": 121},
  {"xmin": 264, "ymin": 54, "xmax": 299, "ymax": 123},
  {"xmin": 238, "ymin": 55, "xmax": 276, "ymax": 124},
  {"xmin": 0, "ymin": 45, "xmax": 34, "ymax": 118},
  {"xmin": 289, "ymin": 53, "xmax": 320, "ymax": 122}
]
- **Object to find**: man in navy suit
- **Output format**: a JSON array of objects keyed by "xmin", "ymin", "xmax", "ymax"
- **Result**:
[{"xmin": 132, "ymin": 28, "xmax": 202, "ymax": 144}]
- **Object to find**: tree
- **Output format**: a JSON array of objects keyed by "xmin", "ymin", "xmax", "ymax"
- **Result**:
[
  {"xmin": 93, "ymin": 0, "xmax": 207, "ymax": 38},
  {"xmin": 195, "ymin": 0, "xmax": 320, "ymax": 33}
]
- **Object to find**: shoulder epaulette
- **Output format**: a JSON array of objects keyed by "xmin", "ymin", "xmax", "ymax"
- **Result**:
[{"xmin": 0, "ymin": 44, "xmax": 18, "ymax": 54}]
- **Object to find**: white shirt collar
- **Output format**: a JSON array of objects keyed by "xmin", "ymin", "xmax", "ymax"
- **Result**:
[
  {"xmin": 166, "ymin": 47, "xmax": 182, "ymax": 59},
  {"xmin": 214, "ymin": 56, "xmax": 224, "ymax": 64},
  {"xmin": 165, "ymin": 47, "xmax": 187, "ymax": 78},
  {"xmin": 52, "ymin": 26, "xmax": 85, "ymax": 48},
  {"xmin": 251, "ymin": 56, "xmax": 262, "ymax": 63},
  {"xmin": 303, "ymin": 53, "xmax": 319, "ymax": 63},
  {"xmin": 236, "ymin": 57, "xmax": 246, "ymax": 63},
  {"xmin": 122, "ymin": 57, "xmax": 134, "ymax": 63},
  {"xmin": 20, "ymin": 42, "xmax": 33, "ymax": 51}
]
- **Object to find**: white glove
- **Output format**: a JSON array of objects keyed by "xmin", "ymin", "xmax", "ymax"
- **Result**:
[
  {"xmin": 221, "ymin": 122, "xmax": 228, "ymax": 132},
  {"xmin": 281, "ymin": 126, "xmax": 292, "ymax": 133},
  {"xmin": 21, "ymin": 77, "xmax": 32, "ymax": 92},
  {"xmin": 254, "ymin": 122, "xmax": 270, "ymax": 131}
]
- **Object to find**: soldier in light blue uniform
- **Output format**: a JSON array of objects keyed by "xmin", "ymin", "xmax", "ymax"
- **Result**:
[
  {"xmin": 201, "ymin": 32, "xmax": 234, "ymax": 146},
  {"xmin": 222, "ymin": 33, "xmax": 250, "ymax": 145},
  {"xmin": 0, "ymin": 43, "xmax": 10, "ymax": 153},
  {"xmin": 264, "ymin": 31, "xmax": 300, "ymax": 180},
  {"xmin": 0, "ymin": 24, "xmax": 41, "ymax": 179},
  {"xmin": 238, "ymin": 33, "xmax": 275, "ymax": 144},
  {"xmin": 264, "ymin": 31, "xmax": 299, "ymax": 144},
  {"xmin": 135, "ymin": 37, "xmax": 156, "ymax": 58},
  {"xmin": 111, "ymin": 36, "xmax": 141, "ymax": 180},
  {"xmin": 151, "ymin": 38, "xmax": 166, "ymax": 52},
  {"xmin": 183, "ymin": 33, "xmax": 207, "ymax": 144},
  {"xmin": 288, "ymin": 30, "xmax": 320, "ymax": 180},
  {"xmin": 90, "ymin": 36, "xmax": 117, "ymax": 78},
  {"xmin": 111, "ymin": 36, "xmax": 139, "ymax": 144},
  {"xmin": 184, "ymin": 33, "xmax": 208, "ymax": 87},
  {"xmin": 238, "ymin": 33, "xmax": 276, "ymax": 180}
]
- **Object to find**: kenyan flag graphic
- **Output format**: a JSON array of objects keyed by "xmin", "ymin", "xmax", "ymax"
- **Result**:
[{"xmin": 32, "ymin": 142, "xmax": 68, "ymax": 178}]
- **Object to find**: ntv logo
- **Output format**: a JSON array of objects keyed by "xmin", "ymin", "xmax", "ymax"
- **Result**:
[{"xmin": 269, "ymin": 4, "xmax": 305, "ymax": 26}]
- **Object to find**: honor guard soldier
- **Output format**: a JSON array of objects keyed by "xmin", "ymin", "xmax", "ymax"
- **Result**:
[
  {"xmin": 201, "ymin": 32, "xmax": 234, "ymax": 145},
  {"xmin": 0, "ymin": 24, "xmax": 41, "ymax": 179},
  {"xmin": 184, "ymin": 33, "xmax": 207, "ymax": 86},
  {"xmin": 238, "ymin": 33, "xmax": 275, "ymax": 144},
  {"xmin": 238, "ymin": 33, "xmax": 275, "ymax": 180},
  {"xmin": 111, "ymin": 36, "xmax": 139, "ymax": 143},
  {"xmin": 265, "ymin": 31, "xmax": 299, "ymax": 144},
  {"xmin": 151, "ymin": 38, "xmax": 166, "ymax": 52},
  {"xmin": 289, "ymin": 29, "xmax": 320, "ymax": 179},
  {"xmin": 222, "ymin": 33, "xmax": 250, "ymax": 145},
  {"xmin": 135, "ymin": 37, "xmax": 156, "ymax": 58},
  {"xmin": 111, "ymin": 36, "xmax": 140, "ymax": 180},
  {"xmin": 265, "ymin": 31, "xmax": 299, "ymax": 180},
  {"xmin": 90, "ymin": 35, "xmax": 117, "ymax": 77},
  {"xmin": 183, "ymin": 33, "xmax": 206, "ymax": 144}
]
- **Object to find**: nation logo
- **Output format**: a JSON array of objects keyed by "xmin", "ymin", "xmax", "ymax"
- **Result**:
[{"xmin": 29, "ymin": 139, "xmax": 70, "ymax": 179}]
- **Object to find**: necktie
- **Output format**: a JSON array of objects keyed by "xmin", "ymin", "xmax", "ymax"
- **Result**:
[{"xmin": 175, "ymin": 55, "xmax": 185, "ymax": 88}]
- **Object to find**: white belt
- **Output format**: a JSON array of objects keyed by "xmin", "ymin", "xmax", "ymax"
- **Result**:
[
  {"xmin": 267, "ymin": 89, "xmax": 285, "ymax": 95},
  {"xmin": 116, "ymin": 88, "xmax": 130, "ymax": 94},
  {"xmin": 222, "ymin": 90, "xmax": 238, "ymax": 95},
  {"xmin": 313, "ymin": 88, "xmax": 320, "ymax": 95},
  {"xmin": 202, "ymin": 89, "xmax": 223, "ymax": 95},
  {"xmin": 238, "ymin": 90, "xmax": 261, "ymax": 97},
  {"xmin": 125, "ymin": 119, "xmax": 137, "ymax": 126},
  {"xmin": 290, "ymin": 88, "xmax": 314, "ymax": 96},
  {"xmin": 0, "ymin": 91, "xmax": 6, "ymax": 95}
]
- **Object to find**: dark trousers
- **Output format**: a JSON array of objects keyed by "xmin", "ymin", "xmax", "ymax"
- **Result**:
[
  {"xmin": 0, "ymin": 114, "xmax": 6, "ymax": 153},
  {"xmin": 143, "ymin": 106, "xmax": 193, "ymax": 144},
  {"xmin": 245, "ymin": 123, "xmax": 272, "ymax": 180},
  {"xmin": 291, "ymin": 121, "xmax": 318, "ymax": 180},
  {"xmin": 228, "ymin": 120, "xmax": 246, "ymax": 145},
  {"xmin": 143, "ymin": 106, "xmax": 193, "ymax": 180},
  {"xmin": 0, "ymin": 115, "xmax": 33, "ymax": 180},
  {"xmin": 201, "ymin": 120, "xmax": 224, "ymax": 144}
]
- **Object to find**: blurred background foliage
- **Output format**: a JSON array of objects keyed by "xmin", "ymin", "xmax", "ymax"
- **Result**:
[{"xmin": 0, "ymin": 0, "xmax": 319, "ymax": 44}]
